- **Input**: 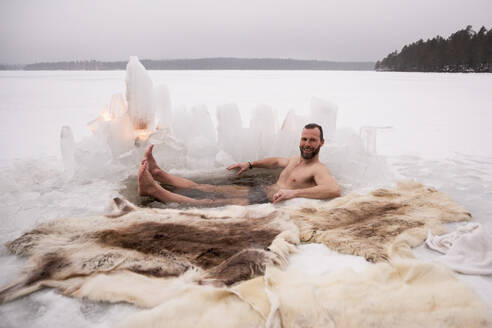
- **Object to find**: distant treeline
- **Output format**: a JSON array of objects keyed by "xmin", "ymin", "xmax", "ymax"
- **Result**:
[
  {"xmin": 376, "ymin": 25, "xmax": 492, "ymax": 72},
  {"xmin": 0, "ymin": 64, "xmax": 24, "ymax": 70},
  {"xmin": 0, "ymin": 58, "xmax": 375, "ymax": 71}
]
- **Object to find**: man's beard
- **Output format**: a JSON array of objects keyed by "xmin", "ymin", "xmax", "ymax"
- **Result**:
[{"xmin": 299, "ymin": 145, "xmax": 321, "ymax": 159}]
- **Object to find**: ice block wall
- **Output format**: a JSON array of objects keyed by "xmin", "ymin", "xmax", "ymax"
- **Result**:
[{"xmin": 126, "ymin": 56, "xmax": 156, "ymax": 130}]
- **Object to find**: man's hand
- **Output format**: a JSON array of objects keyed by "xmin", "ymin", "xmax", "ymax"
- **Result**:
[
  {"xmin": 227, "ymin": 162, "xmax": 249, "ymax": 175},
  {"xmin": 273, "ymin": 189, "xmax": 297, "ymax": 204}
]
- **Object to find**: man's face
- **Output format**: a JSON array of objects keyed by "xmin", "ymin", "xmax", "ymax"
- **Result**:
[{"xmin": 299, "ymin": 128, "xmax": 324, "ymax": 160}]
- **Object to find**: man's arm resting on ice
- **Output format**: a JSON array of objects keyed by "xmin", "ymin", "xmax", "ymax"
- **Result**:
[
  {"xmin": 273, "ymin": 167, "xmax": 341, "ymax": 203},
  {"xmin": 273, "ymin": 185, "xmax": 341, "ymax": 203},
  {"xmin": 227, "ymin": 157, "xmax": 290, "ymax": 175}
]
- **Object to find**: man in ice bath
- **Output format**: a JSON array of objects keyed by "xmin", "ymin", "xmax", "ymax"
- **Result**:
[{"xmin": 138, "ymin": 123, "xmax": 341, "ymax": 205}]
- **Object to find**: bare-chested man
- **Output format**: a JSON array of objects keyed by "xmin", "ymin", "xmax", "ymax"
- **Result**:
[{"xmin": 138, "ymin": 123, "xmax": 341, "ymax": 206}]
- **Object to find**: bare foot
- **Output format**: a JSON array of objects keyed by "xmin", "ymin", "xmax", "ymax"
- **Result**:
[
  {"xmin": 138, "ymin": 161, "xmax": 159, "ymax": 197},
  {"xmin": 143, "ymin": 145, "xmax": 163, "ymax": 177},
  {"xmin": 142, "ymin": 144, "xmax": 197, "ymax": 189}
]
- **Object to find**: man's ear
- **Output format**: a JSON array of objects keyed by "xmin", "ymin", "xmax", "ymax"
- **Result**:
[{"xmin": 320, "ymin": 139, "xmax": 325, "ymax": 147}]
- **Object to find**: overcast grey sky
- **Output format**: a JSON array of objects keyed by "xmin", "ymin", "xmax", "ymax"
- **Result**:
[{"xmin": 1, "ymin": 0, "xmax": 491, "ymax": 64}]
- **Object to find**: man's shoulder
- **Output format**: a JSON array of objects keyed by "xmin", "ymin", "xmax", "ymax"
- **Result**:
[
  {"xmin": 286, "ymin": 156, "xmax": 300, "ymax": 164},
  {"xmin": 312, "ymin": 160, "xmax": 332, "ymax": 173},
  {"xmin": 315, "ymin": 160, "xmax": 329, "ymax": 168}
]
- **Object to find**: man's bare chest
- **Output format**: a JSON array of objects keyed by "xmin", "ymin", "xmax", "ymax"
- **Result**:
[{"xmin": 278, "ymin": 165, "xmax": 316, "ymax": 188}]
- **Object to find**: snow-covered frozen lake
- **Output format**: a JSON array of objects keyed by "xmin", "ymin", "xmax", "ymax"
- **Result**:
[
  {"xmin": 1, "ymin": 70, "xmax": 492, "ymax": 160},
  {"xmin": 0, "ymin": 70, "xmax": 491, "ymax": 327}
]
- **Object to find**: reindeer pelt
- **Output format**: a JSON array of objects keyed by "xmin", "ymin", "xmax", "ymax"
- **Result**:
[
  {"xmin": 287, "ymin": 180, "xmax": 472, "ymax": 262},
  {"xmin": 0, "ymin": 202, "xmax": 299, "ymax": 303},
  {"xmin": 98, "ymin": 261, "xmax": 491, "ymax": 328}
]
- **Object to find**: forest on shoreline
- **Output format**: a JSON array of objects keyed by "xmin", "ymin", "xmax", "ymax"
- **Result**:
[{"xmin": 376, "ymin": 25, "xmax": 492, "ymax": 72}]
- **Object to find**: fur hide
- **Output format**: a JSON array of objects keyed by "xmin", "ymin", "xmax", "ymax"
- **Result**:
[
  {"xmin": 0, "ymin": 203, "xmax": 299, "ymax": 303},
  {"xmin": 54, "ymin": 261, "xmax": 492, "ymax": 328},
  {"xmin": 287, "ymin": 180, "xmax": 472, "ymax": 262},
  {"xmin": 258, "ymin": 262, "xmax": 492, "ymax": 328},
  {"xmin": 0, "ymin": 180, "xmax": 472, "ymax": 310}
]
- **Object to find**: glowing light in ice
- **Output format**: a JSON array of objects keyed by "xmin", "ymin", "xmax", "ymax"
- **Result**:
[
  {"xmin": 100, "ymin": 105, "xmax": 112, "ymax": 121},
  {"xmin": 126, "ymin": 56, "xmax": 155, "ymax": 130},
  {"xmin": 135, "ymin": 129, "xmax": 152, "ymax": 145}
]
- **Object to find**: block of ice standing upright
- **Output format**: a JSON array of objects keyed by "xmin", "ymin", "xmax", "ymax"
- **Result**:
[
  {"xmin": 274, "ymin": 110, "xmax": 307, "ymax": 157},
  {"xmin": 310, "ymin": 97, "xmax": 337, "ymax": 141},
  {"xmin": 250, "ymin": 104, "xmax": 278, "ymax": 158},
  {"xmin": 109, "ymin": 93, "xmax": 127, "ymax": 118},
  {"xmin": 281, "ymin": 110, "xmax": 307, "ymax": 133},
  {"xmin": 191, "ymin": 105, "xmax": 217, "ymax": 143},
  {"xmin": 359, "ymin": 126, "xmax": 392, "ymax": 155},
  {"xmin": 174, "ymin": 105, "xmax": 217, "ymax": 145},
  {"xmin": 216, "ymin": 103, "xmax": 243, "ymax": 161},
  {"xmin": 126, "ymin": 56, "xmax": 155, "ymax": 130},
  {"xmin": 154, "ymin": 84, "xmax": 173, "ymax": 133},
  {"xmin": 107, "ymin": 110, "xmax": 134, "ymax": 158}
]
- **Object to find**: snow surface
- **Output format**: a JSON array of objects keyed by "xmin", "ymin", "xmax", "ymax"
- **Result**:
[{"xmin": 0, "ymin": 70, "xmax": 491, "ymax": 327}]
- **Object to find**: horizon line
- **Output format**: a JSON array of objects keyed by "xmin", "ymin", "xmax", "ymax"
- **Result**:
[{"xmin": 1, "ymin": 57, "xmax": 377, "ymax": 67}]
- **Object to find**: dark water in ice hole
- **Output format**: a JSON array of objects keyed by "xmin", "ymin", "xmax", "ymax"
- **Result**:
[{"xmin": 119, "ymin": 168, "xmax": 282, "ymax": 208}]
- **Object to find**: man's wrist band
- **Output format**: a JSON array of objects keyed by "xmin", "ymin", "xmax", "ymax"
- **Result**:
[{"xmin": 248, "ymin": 161, "xmax": 253, "ymax": 169}]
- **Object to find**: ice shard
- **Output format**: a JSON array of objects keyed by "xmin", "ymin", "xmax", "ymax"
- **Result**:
[
  {"xmin": 173, "ymin": 105, "xmax": 192, "ymax": 145},
  {"xmin": 109, "ymin": 93, "xmax": 127, "ymax": 118},
  {"xmin": 249, "ymin": 104, "xmax": 278, "ymax": 158},
  {"xmin": 174, "ymin": 105, "xmax": 216, "ymax": 145},
  {"xmin": 126, "ymin": 56, "xmax": 155, "ymax": 130},
  {"xmin": 274, "ymin": 110, "xmax": 307, "ymax": 157},
  {"xmin": 155, "ymin": 84, "xmax": 173, "ymax": 133},
  {"xmin": 309, "ymin": 97, "xmax": 337, "ymax": 141},
  {"xmin": 107, "ymin": 110, "xmax": 134, "ymax": 158},
  {"xmin": 87, "ymin": 105, "xmax": 112, "ymax": 137},
  {"xmin": 281, "ymin": 110, "xmax": 306, "ymax": 133},
  {"xmin": 191, "ymin": 105, "xmax": 216, "ymax": 143},
  {"xmin": 216, "ymin": 103, "xmax": 243, "ymax": 161},
  {"xmin": 173, "ymin": 105, "xmax": 218, "ymax": 169},
  {"xmin": 187, "ymin": 106, "xmax": 218, "ymax": 168},
  {"xmin": 360, "ymin": 126, "xmax": 391, "ymax": 155}
]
